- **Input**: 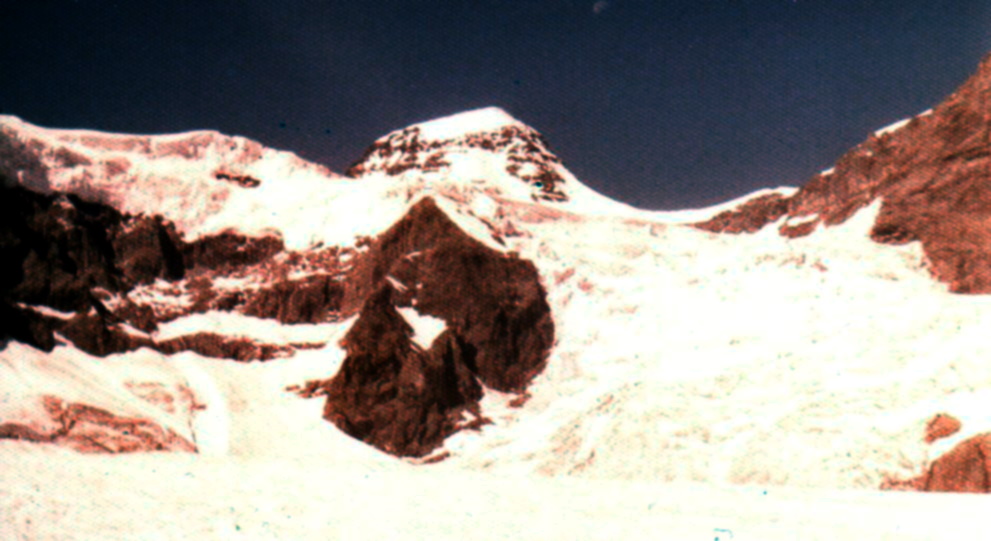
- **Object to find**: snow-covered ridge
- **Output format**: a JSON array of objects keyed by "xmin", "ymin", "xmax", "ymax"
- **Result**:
[
  {"xmin": 873, "ymin": 117, "xmax": 912, "ymax": 138},
  {"xmin": 872, "ymin": 109, "xmax": 934, "ymax": 138},
  {"xmin": 1, "ymin": 111, "xmax": 649, "ymax": 252},
  {"xmin": 0, "ymin": 115, "xmax": 414, "ymax": 250},
  {"xmin": 643, "ymin": 186, "xmax": 798, "ymax": 224},
  {"xmin": 1, "ymin": 108, "xmax": 767, "ymax": 249}
]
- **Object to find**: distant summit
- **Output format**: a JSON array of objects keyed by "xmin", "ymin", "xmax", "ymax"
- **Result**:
[
  {"xmin": 345, "ymin": 107, "xmax": 572, "ymax": 203},
  {"xmin": 402, "ymin": 107, "xmax": 524, "ymax": 141}
]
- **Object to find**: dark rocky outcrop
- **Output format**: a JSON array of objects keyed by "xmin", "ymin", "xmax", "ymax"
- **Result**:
[
  {"xmin": 0, "ymin": 301, "xmax": 58, "ymax": 352},
  {"xmin": 921, "ymin": 434, "xmax": 991, "ymax": 493},
  {"xmin": 0, "ymin": 183, "xmax": 269, "ymax": 316},
  {"xmin": 320, "ymin": 197, "xmax": 554, "ymax": 456},
  {"xmin": 324, "ymin": 286, "xmax": 483, "ymax": 456},
  {"xmin": 341, "ymin": 197, "xmax": 554, "ymax": 392},
  {"xmin": 214, "ymin": 170, "xmax": 262, "ymax": 188},
  {"xmin": 182, "ymin": 231, "xmax": 283, "ymax": 272},
  {"xmin": 696, "ymin": 53, "xmax": 991, "ymax": 293},
  {"xmin": 694, "ymin": 193, "xmax": 791, "ymax": 235},
  {"xmin": 243, "ymin": 274, "xmax": 344, "ymax": 324},
  {"xmin": 881, "ymin": 415, "xmax": 991, "ymax": 493},
  {"xmin": 884, "ymin": 433, "xmax": 991, "ymax": 494},
  {"xmin": 154, "ymin": 332, "xmax": 313, "ymax": 362},
  {"xmin": 0, "ymin": 183, "xmax": 304, "ymax": 358},
  {"xmin": 7, "ymin": 302, "xmax": 313, "ymax": 361},
  {"xmin": 1, "ymin": 186, "xmax": 141, "ymax": 313},
  {"xmin": 925, "ymin": 413, "xmax": 962, "ymax": 444},
  {"xmin": 58, "ymin": 306, "xmax": 148, "ymax": 357},
  {"xmin": 1, "ymin": 118, "xmax": 554, "ymax": 459},
  {"xmin": 345, "ymin": 120, "xmax": 570, "ymax": 202},
  {"xmin": 0, "ymin": 183, "xmax": 553, "ymax": 460}
]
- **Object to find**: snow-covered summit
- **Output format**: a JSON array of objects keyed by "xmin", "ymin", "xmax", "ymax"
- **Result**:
[
  {"xmin": 406, "ymin": 107, "xmax": 523, "ymax": 141},
  {"xmin": 346, "ymin": 107, "xmax": 635, "ymax": 216}
]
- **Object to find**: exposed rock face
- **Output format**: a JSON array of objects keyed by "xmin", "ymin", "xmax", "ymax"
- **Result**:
[
  {"xmin": 694, "ymin": 193, "xmax": 791, "ymax": 234},
  {"xmin": 341, "ymin": 197, "xmax": 555, "ymax": 391},
  {"xmin": 153, "ymin": 332, "xmax": 314, "ymax": 362},
  {"xmin": 0, "ymin": 182, "xmax": 332, "ymax": 359},
  {"xmin": 0, "ymin": 185, "xmax": 180, "ymax": 313},
  {"xmin": 0, "ymin": 302, "xmax": 58, "ymax": 352},
  {"xmin": 696, "ymin": 53, "xmax": 991, "ymax": 293},
  {"xmin": 885, "ymin": 434, "xmax": 991, "ymax": 493},
  {"xmin": 1, "ymin": 114, "xmax": 556, "ymax": 458},
  {"xmin": 922, "ymin": 434, "xmax": 991, "ymax": 493},
  {"xmin": 345, "ymin": 120, "xmax": 570, "ymax": 203},
  {"xmin": 881, "ymin": 415, "xmax": 991, "ymax": 493},
  {"xmin": 183, "ymin": 232, "xmax": 284, "ymax": 272},
  {"xmin": 925, "ymin": 413, "xmax": 962, "ymax": 444},
  {"xmin": 214, "ymin": 170, "xmax": 262, "ymax": 188},
  {"xmin": 0, "ymin": 174, "xmax": 553, "ymax": 457},
  {"xmin": 324, "ymin": 286, "xmax": 483, "ymax": 457},
  {"xmin": 243, "ymin": 274, "xmax": 344, "ymax": 324},
  {"xmin": 322, "ymin": 197, "xmax": 554, "ymax": 456},
  {"xmin": 0, "ymin": 183, "xmax": 288, "ymax": 315},
  {"xmin": 0, "ymin": 395, "xmax": 196, "ymax": 454}
]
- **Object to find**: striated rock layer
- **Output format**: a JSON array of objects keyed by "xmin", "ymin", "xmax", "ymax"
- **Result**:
[
  {"xmin": 0, "ymin": 182, "xmax": 309, "ymax": 358},
  {"xmin": 697, "ymin": 53, "xmax": 991, "ymax": 293},
  {"xmin": 0, "ymin": 395, "xmax": 196, "ymax": 454}
]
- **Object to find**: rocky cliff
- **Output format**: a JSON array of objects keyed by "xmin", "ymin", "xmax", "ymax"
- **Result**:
[{"xmin": 698, "ymin": 53, "xmax": 991, "ymax": 293}]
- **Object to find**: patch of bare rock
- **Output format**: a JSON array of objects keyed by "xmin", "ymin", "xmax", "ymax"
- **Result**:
[
  {"xmin": 0, "ymin": 395, "xmax": 196, "ymax": 454},
  {"xmin": 882, "ymin": 413, "xmax": 991, "ymax": 493}
]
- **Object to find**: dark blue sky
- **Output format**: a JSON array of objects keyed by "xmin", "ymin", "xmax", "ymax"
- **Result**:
[{"xmin": 2, "ymin": 1, "xmax": 990, "ymax": 209}]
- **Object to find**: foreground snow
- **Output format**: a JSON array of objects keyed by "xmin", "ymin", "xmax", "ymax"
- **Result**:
[{"xmin": 0, "ymin": 441, "xmax": 983, "ymax": 540}]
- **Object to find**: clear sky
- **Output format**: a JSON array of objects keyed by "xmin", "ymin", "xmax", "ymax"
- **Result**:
[{"xmin": 2, "ymin": 1, "xmax": 990, "ymax": 209}]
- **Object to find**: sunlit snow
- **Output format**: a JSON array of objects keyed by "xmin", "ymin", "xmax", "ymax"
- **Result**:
[{"xmin": 397, "ymin": 308, "xmax": 447, "ymax": 350}]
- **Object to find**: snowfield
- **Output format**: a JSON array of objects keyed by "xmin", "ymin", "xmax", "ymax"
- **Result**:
[
  {"xmin": 1, "ymin": 441, "xmax": 986, "ymax": 541},
  {"xmin": 2, "ymin": 110, "xmax": 990, "ymax": 538},
  {"xmin": 436, "ymin": 198, "xmax": 991, "ymax": 488}
]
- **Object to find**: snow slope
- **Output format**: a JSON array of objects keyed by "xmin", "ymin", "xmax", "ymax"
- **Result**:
[
  {"xmin": 431, "ymin": 195, "xmax": 991, "ymax": 489},
  {"xmin": 0, "ymin": 115, "xmax": 412, "ymax": 250}
]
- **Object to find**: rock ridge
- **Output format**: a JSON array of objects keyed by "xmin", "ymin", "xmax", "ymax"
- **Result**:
[{"xmin": 696, "ymin": 53, "xmax": 991, "ymax": 293}]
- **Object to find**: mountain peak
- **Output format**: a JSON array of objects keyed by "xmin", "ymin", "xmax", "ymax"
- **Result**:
[
  {"xmin": 344, "ymin": 107, "xmax": 573, "ymax": 202},
  {"xmin": 344, "ymin": 106, "xmax": 635, "ymax": 214},
  {"xmin": 408, "ymin": 106, "xmax": 523, "ymax": 141}
]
